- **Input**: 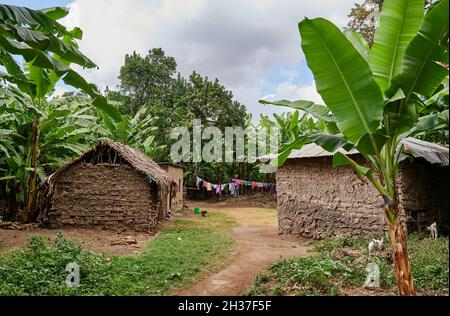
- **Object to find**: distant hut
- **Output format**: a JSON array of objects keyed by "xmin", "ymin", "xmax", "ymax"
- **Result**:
[
  {"xmin": 259, "ymin": 138, "xmax": 449, "ymax": 240},
  {"xmin": 39, "ymin": 141, "xmax": 177, "ymax": 232},
  {"xmin": 158, "ymin": 163, "xmax": 184, "ymax": 211}
]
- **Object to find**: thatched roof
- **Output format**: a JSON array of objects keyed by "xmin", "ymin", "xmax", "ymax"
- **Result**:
[{"xmin": 41, "ymin": 141, "xmax": 175, "ymax": 189}]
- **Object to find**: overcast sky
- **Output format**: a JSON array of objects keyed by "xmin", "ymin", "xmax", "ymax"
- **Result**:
[{"xmin": 6, "ymin": 0, "xmax": 358, "ymax": 120}]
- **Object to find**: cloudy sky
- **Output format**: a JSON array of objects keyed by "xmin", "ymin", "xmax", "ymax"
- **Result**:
[{"xmin": 5, "ymin": 0, "xmax": 358, "ymax": 120}]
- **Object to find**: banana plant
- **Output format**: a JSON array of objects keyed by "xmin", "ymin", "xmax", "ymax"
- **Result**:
[
  {"xmin": 259, "ymin": 110, "xmax": 335, "ymax": 146},
  {"xmin": 0, "ymin": 4, "xmax": 121, "ymax": 221},
  {"xmin": 0, "ymin": 88, "xmax": 99, "ymax": 220},
  {"xmin": 261, "ymin": 0, "xmax": 448, "ymax": 295},
  {"xmin": 98, "ymin": 105, "xmax": 166, "ymax": 158}
]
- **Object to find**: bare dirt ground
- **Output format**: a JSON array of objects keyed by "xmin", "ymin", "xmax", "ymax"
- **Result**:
[
  {"xmin": 176, "ymin": 201, "xmax": 309, "ymax": 296},
  {"xmin": 0, "ymin": 227, "xmax": 156, "ymax": 256}
]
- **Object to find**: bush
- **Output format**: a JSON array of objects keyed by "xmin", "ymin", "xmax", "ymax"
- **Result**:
[{"xmin": 0, "ymin": 233, "xmax": 112, "ymax": 296}]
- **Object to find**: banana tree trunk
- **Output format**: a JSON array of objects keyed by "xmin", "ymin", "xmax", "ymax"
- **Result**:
[
  {"xmin": 384, "ymin": 199, "xmax": 415, "ymax": 296},
  {"xmin": 25, "ymin": 119, "xmax": 40, "ymax": 222}
]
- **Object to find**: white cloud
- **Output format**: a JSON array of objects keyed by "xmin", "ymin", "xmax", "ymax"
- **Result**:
[
  {"xmin": 270, "ymin": 81, "xmax": 325, "ymax": 105},
  {"xmin": 61, "ymin": 0, "xmax": 355, "ymax": 119}
]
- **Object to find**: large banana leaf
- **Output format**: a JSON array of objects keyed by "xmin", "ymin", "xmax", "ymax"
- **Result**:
[
  {"xmin": 0, "ymin": 5, "xmax": 67, "ymax": 35},
  {"xmin": 390, "ymin": 0, "xmax": 449, "ymax": 105},
  {"xmin": 344, "ymin": 29, "xmax": 370, "ymax": 62},
  {"xmin": 369, "ymin": 0, "xmax": 424, "ymax": 92},
  {"xmin": 0, "ymin": 23, "xmax": 96, "ymax": 68},
  {"xmin": 60, "ymin": 70, "xmax": 122, "ymax": 123},
  {"xmin": 299, "ymin": 18, "xmax": 384, "ymax": 145},
  {"xmin": 260, "ymin": 99, "xmax": 334, "ymax": 122},
  {"xmin": 40, "ymin": 7, "xmax": 69, "ymax": 21}
]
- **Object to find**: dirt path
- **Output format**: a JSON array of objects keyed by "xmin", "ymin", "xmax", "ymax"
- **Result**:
[{"xmin": 177, "ymin": 201, "xmax": 309, "ymax": 296}]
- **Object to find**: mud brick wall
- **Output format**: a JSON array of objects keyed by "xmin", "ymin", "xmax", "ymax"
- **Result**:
[
  {"xmin": 276, "ymin": 157, "xmax": 385, "ymax": 240},
  {"xmin": 398, "ymin": 160, "xmax": 449, "ymax": 231},
  {"xmin": 159, "ymin": 165, "xmax": 184, "ymax": 210},
  {"xmin": 48, "ymin": 163, "xmax": 158, "ymax": 232}
]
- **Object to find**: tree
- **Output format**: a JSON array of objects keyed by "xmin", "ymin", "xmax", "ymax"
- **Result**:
[
  {"xmin": 345, "ymin": 0, "xmax": 383, "ymax": 46},
  {"xmin": 0, "ymin": 4, "xmax": 121, "ymax": 222},
  {"xmin": 158, "ymin": 72, "xmax": 250, "ymax": 184},
  {"xmin": 118, "ymin": 48, "xmax": 177, "ymax": 114},
  {"xmin": 114, "ymin": 47, "xmax": 251, "ymax": 184},
  {"xmin": 262, "ymin": 0, "xmax": 448, "ymax": 295},
  {"xmin": 345, "ymin": 0, "xmax": 437, "ymax": 46}
]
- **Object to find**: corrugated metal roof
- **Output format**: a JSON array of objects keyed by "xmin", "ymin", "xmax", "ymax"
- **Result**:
[
  {"xmin": 258, "ymin": 137, "xmax": 449, "ymax": 167},
  {"xmin": 401, "ymin": 138, "xmax": 449, "ymax": 166}
]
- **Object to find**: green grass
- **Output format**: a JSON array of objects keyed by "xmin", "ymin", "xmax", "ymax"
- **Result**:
[
  {"xmin": 247, "ymin": 234, "xmax": 449, "ymax": 296},
  {"xmin": 0, "ymin": 212, "xmax": 236, "ymax": 296}
]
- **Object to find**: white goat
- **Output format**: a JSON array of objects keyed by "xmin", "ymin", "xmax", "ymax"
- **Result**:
[
  {"xmin": 427, "ymin": 222, "xmax": 438, "ymax": 240},
  {"xmin": 368, "ymin": 237, "xmax": 384, "ymax": 260}
]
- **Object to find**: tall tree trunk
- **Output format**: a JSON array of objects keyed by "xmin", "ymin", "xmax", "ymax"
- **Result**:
[
  {"xmin": 25, "ymin": 119, "xmax": 40, "ymax": 222},
  {"xmin": 384, "ymin": 199, "xmax": 415, "ymax": 296}
]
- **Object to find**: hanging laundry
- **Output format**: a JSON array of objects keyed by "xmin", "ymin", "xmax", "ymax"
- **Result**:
[
  {"xmin": 206, "ymin": 182, "xmax": 213, "ymax": 191},
  {"xmin": 196, "ymin": 176, "xmax": 202, "ymax": 188},
  {"xmin": 229, "ymin": 183, "xmax": 236, "ymax": 195},
  {"xmin": 216, "ymin": 184, "xmax": 222, "ymax": 195},
  {"xmin": 234, "ymin": 183, "xmax": 240, "ymax": 197},
  {"xmin": 252, "ymin": 182, "xmax": 258, "ymax": 190}
]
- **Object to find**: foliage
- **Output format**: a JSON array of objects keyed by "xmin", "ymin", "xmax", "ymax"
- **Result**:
[
  {"xmin": 0, "ymin": 211, "xmax": 236, "ymax": 296},
  {"xmin": 0, "ymin": 90, "xmax": 98, "ymax": 218},
  {"xmin": 262, "ymin": 0, "xmax": 448, "ymax": 294},
  {"xmin": 0, "ymin": 233, "xmax": 112, "ymax": 296},
  {"xmin": 345, "ymin": 0, "xmax": 437, "ymax": 47},
  {"xmin": 0, "ymin": 4, "xmax": 122, "ymax": 221},
  {"xmin": 345, "ymin": 0, "xmax": 383, "ymax": 47},
  {"xmin": 247, "ymin": 235, "xmax": 449, "ymax": 296},
  {"xmin": 0, "ymin": 4, "xmax": 120, "ymax": 120},
  {"xmin": 108, "ymin": 48, "xmax": 254, "ymax": 185},
  {"xmin": 96, "ymin": 105, "xmax": 165, "ymax": 157},
  {"xmin": 117, "ymin": 48, "xmax": 177, "ymax": 115},
  {"xmin": 259, "ymin": 110, "xmax": 328, "ymax": 146},
  {"xmin": 345, "ymin": 0, "xmax": 448, "ymax": 145}
]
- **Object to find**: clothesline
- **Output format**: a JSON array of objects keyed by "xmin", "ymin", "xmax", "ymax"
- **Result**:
[{"xmin": 195, "ymin": 176, "xmax": 276, "ymax": 196}]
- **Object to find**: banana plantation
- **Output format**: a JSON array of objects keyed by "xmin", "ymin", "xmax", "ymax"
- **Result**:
[{"xmin": 0, "ymin": 0, "xmax": 448, "ymax": 301}]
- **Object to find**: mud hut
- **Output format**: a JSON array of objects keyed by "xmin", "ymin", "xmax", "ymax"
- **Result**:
[
  {"xmin": 259, "ymin": 138, "xmax": 449, "ymax": 239},
  {"xmin": 158, "ymin": 163, "xmax": 184, "ymax": 211},
  {"xmin": 39, "ymin": 141, "xmax": 177, "ymax": 232}
]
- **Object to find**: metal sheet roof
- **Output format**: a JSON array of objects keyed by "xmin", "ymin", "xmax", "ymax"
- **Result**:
[
  {"xmin": 258, "ymin": 137, "xmax": 449, "ymax": 167},
  {"xmin": 401, "ymin": 138, "xmax": 449, "ymax": 166}
]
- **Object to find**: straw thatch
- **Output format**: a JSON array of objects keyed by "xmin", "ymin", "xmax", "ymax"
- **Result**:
[{"xmin": 41, "ymin": 141, "xmax": 175, "ymax": 189}]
